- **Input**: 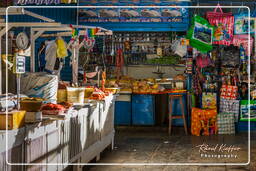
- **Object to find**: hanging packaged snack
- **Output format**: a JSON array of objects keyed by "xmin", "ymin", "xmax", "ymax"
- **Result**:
[
  {"xmin": 191, "ymin": 107, "xmax": 217, "ymax": 136},
  {"xmin": 202, "ymin": 92, "xmax": 217, "ymax": 109},
  {"xmin": 186, "ymin": 15, "xmax": 214, "ymax": 53},
  {"xmin": 206, "ymin": 4, "xmax": 234, "ymax": 45},
  {"xmin": 234, "ymin": 9, "xmax": 255, "ymax": 35}
]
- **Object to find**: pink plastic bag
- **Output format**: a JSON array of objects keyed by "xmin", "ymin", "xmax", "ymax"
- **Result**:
[
  {"xmin": 196, "ymin": 55, "xmax": 211, "ymax": 68},
  {"xmin": 232, "ymin": 34, "xmax": 253, "ymax": 56},
  {"xmin": 206, "ymin": 4, "xmax": 234, "ymax": 45}
]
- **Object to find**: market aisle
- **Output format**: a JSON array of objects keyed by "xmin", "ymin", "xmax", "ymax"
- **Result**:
[{"xmin": 84, "ymin": 128, "xmax": 256, "ymax": 171}]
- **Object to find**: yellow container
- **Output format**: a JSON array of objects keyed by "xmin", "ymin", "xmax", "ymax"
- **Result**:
[
  {"xmin": 57, "ymin": 89, "xmax": 67, "ymax": 103},
  {"xmin": 67, "ymin": 87, "xmax": 85, "ymax": 103},
  {"xmin": 0, "ymin": 110, "xmax": 26, "ymax": 130},
  {"xmin": 84, "ymin": 88, "xmax": 94, "ymax": 98}
]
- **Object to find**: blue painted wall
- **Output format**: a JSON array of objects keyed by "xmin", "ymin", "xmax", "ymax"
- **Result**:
[{"xmin": 8, "ymin": 6, "xmax": 77, "ymax": 81}]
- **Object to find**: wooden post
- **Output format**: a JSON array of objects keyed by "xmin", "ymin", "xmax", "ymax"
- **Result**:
[
  {"xmin": 30, "ymin": 28, "xmax": 35, "ymax": 72},
  {"xmin": 72, "ymin": 47, "xmax": 79, "ymax": 85}
]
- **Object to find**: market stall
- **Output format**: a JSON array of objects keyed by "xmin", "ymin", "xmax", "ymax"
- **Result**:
[
  {"xmin": 0, "ymin": 7, "xmax": 116, "ymax": 170},
  {"xmin": 78, "ymin": 1, "xmax": 256, "ymax": 135}
]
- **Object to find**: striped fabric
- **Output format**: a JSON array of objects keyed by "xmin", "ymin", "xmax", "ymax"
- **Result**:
[{"xmin": 217, "ymin": 113, "xmax": 235, "ymax": 134}]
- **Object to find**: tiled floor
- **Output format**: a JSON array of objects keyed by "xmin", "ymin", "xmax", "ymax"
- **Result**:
[{"xmin": 84, "ymin": 127, "xmax": 256, "ymax": 171}]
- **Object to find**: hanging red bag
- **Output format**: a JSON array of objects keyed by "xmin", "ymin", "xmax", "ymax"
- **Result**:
[{"xmin": 206, "ymin": 4, "xmax": 234, "ymax": 45}]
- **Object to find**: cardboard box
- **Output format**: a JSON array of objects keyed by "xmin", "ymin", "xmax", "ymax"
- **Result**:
[{"xmin": 0, "ymin": 110, "xmax": 26, "ymax": 130}]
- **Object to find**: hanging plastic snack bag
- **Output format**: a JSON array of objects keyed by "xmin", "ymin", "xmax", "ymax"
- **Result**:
[
  {"xmin": 234, "ymin": 8, "xmax": 255, "ymax": 35},
  {"xmin": 206, "ymin": 4, "xmax": 234, "ymax": 45},
  {"xmin": 186, "ymin": 15, "xmax": 214, "ymax": 53},
  {"xmin": 202, "ymin": 92, "xmax": 217, "ymax": 109},
  {"xmin": 56, "ymin": 37, "xmax": 68, "ymax": 58},
  {"xmin": 220, "ymin": 84, "xmax": 238, "ymax": 100}
]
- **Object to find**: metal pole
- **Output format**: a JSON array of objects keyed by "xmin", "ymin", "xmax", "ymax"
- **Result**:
[
  {"xmin": 0, "ymin": 36, "xmax": 2, "ymax": 94},
  {"xmin": 30, "ymin": 28, "xmax": 35, "ymax": 72},
  {"xmin": 16, "ymin": 74, "xmax": 20, "ymax": 110}
]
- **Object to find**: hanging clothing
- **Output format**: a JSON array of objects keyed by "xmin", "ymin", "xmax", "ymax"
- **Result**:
[
  {"xmin": 56, "ymin": 37, "xmax": 68, "ymax": 58},
  {"xmin": 45, "ymin": 40, "xmax": 57, "ymax": 72}
]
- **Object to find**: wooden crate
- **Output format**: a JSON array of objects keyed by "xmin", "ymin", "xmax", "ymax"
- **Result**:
[{"xmin": 0, "ymin": 110, "xmax": 26, "ymax": 130}]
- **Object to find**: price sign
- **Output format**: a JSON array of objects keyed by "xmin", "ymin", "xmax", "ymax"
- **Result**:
[{"xmin": 15, "ymin": 56, "xmax": 26, "ymax": 74}]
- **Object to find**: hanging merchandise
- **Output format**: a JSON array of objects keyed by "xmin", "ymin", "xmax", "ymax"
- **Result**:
[
  {"xmin": 115, "ymin": 48, "xmax": 124, "ymax": 80},
  {"xmin": 220, "ymin": 84, "xmax": 238, "ymax": 100},
  {"xmin": 185, "ymin": 58, "xmax": 193, "ymax": 74},
  {"xmin": 196, "ymin": 53, "xmax": 212, "ymax": 68},
  {"xmin": 102, "ymin": 71, "xmax": 106, "ymax": 91},
  {"xmin": 206, "ymin": 4, "xmax": 234, "ymax": 45},
  {"xmin": 45, "ymin": 40, "xmax": 57, "ymax": 73},
  {"xmin": 56, "ymin": 37, "xmax": 68, "ymax": 58},
  {"xmin": 70, "ymin": 25, "xmax": 80, "ymax": 48},
  {"xmin": 221, "ymin": 46, "xmax": 240, "ymax": 67},
  {"xmin": 192, "ymin": 67, "xmax": 202, "ymax": 95},
  {"xmin": 232, "ymin": 34, "xmax": 253, "ymax": 57},
  {"xmin": 219, "ymin": 98, "xmax": 240, "ymax": 122},
  {"xmin": 240, "ymin": 100, "xmax": 256, "ymax": 121},
  {"xmin": 186, "ymin": 15, "xmax": 214, "ymax": 53},
  {"xmin": 171, "ymin": 38, "xmax": 187, "ymax": 57},
  {"xmin": 217, "ymin": 113, "xmax": 235, "ymax": 134},
  {"xmin": 191, "ymin": 107, "xmax": 217, "ymax": 136},
  {"xmin": 234, "ymin": 9, "xmax": 255, "ymax": 34},
  {"xmin": 202, "ymin": 92, "xmax": 216, "ymax": 109}
]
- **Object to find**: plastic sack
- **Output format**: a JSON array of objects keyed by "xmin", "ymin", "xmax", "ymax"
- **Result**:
[
  {"xmin": 56, "ymin": 37, "xmax": 68, "ymax": 58},
  {"xmin": 240, "ymin": 100, "xmax": 256, "ymax": 121},
  {"xmin": 20, "ymin": 73, "xmax": 58, "ymax": 103},
  {"xmin": 202, "ymin": 92, "xmax": 216, "ymax": 109},
  {"xmin": 232, "ymin": 34, "xmax": 253, "ymax": 57},
  {"xmin": 217, "ymin": 113, "xmax": 235, "ymax": 134},
  {"xmin": 196, "ymin": 54, "xmax": 212, "ymax": 68},
  {"xmin": 186, "ymin": 15, "xmax": 214, "ymax": 53},
  {"xmin": 171, "ymin": 39, "xmax": 187, "ymax": 57},
  {"xmin": 234, "ymin": 13, "xmax": 255, "ymax": 34},
  {"xmin": 219, "ymin": 98, "xmax": 240, "ymax": 122},
  {"xmin": 191, "ymin": 107, "xmax": 217, "ymax": 136},
  {"xmin": 220, "ymin": 85, "xmax": 238, "ymax": 100},
  {"xmin": 206, "ymin": 4, "xmax": 234, "ymax": 45}
]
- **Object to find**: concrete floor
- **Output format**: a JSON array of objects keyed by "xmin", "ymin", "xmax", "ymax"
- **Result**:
[{"xmin": 84, "ymin": 127, "xmax": 256, "ymax": 171}]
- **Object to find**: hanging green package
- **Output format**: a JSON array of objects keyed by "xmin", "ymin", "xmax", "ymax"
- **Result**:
[{"xmin": 187, "ymin": 15, "xmax": 214, "ymax": 53}]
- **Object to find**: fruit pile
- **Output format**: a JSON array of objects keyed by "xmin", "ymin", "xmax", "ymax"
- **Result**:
[
  {"xmin": 41, "ymin": 103, "xmax": 65, "ymax": 111},
  {"xmin": 88, "ymin": 88, "xmax": 109, "ymax": 100}
]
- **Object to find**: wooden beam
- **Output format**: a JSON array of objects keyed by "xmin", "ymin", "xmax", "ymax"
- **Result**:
[
  {"xmin": 24, "ymin": 10, "xmax": 55, "ymax": 22},
  {"xmin": 32, "ymin": 30, "xmax": 45, "ymax": 40},
  {"xmin": 30, "ymin": 28, "xmax": 35, "ymax": 72},
  {"xmin": 0, "ymin": 22, "xmax": 61, "ymax": 27},
  {"xmin": 0, "ymin": 8, "xmax": 23, "ymax": 16}
]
